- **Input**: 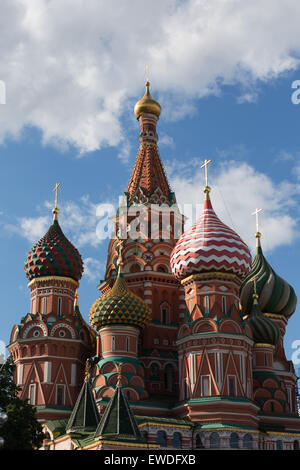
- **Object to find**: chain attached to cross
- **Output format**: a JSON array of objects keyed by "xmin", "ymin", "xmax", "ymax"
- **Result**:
[{"xmin": 200, "ymin": 159, "xmax": 212, "ymax": 188}]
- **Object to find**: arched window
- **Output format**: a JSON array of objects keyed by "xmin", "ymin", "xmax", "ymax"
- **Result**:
[
  {"xmin": 126, "ymin": 337, "xmax": 130, "ymax": 352},
  {"xmin": 230, "ymin": 432, "xmax": 239, "ymax": 449},
  {"xmin": 111, "ymin": 336, "xmax": 115, "ymax": 352},
  {"xmin": 156, "ymin": 431, "xmax": 167, "ymax": 447},
  {"xmin": 42, "ymin": 297, "xmax": 47, "ymax": 314},
  {"xmin": 243, "ymin": 433, "xmax": 253, "ymax": 449},
  {"xmin": 210, "ymin": 432, "xmax": 220, "ymax": 449},
  {"xmin": 157, "ymin": 265, "xmax": 167, "ymax": 273},
  {"xmin": 164, "ymin": 364, "xmax": 174, "ymax": 392},
  {"xmin": 161, "ymin": 302, "xmax": 170, "ymax": 324},
  {"xmin": 129, "ymin": 263, "xmax": 141, "ymax": 273},
  {"xmin": 150, "ymin": 363, "xmax": 160, "ymax": 379},
  {"xmin": 276, "ymin": 440, "xmax": 283, "ymax": 450},
  {"xmin": 195, "ymin": 434, "xmax": 204, "ymax": 449},
  {"xmin": 172, "ymin": 432, "xmax": 182, "ymax": 448}
]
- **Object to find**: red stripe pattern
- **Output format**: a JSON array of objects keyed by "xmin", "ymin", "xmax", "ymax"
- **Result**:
[{"xmin": 170, "ymin": 195, "xmax": 251, "ymax": 281}]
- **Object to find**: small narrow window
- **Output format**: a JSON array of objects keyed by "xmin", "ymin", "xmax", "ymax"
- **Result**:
[
  {"xmin": 58, "ymin": 297, "xmax": 62, "ymax": 316},
  {"xmin": 202, "ymin": 376, "xmax": 211, "ymax": 396},
  {"xmin": 29, "ymin": 384, "xmax": 36, "ymax": 405},
  {"xmin": 222, "ymin": 296, "xmax": 226, "ymax": 314},
  {"xmin": 56, "ymin": 385, "xmax": 65, "ymax": 405},
  {"xmin": 42, "ymin": 297, "xmax": 47, "ymax": 314},
  {"xmin": 112, "ymin": 336, "xmax": 115, "ymax": 352},
  {"xmin": 229, "ymin": 377, "xmax": 236, "ymax": 396},
  {"xmin": 264, "ymin": 353, "xmax": 268, "ymax": 366},
  {"xmin": 126, "ymin": 337, "xmax": 130, "ymax": 352},
  {"xmin": 204, "ymin": 296, "xmax": 210, "ymax": 314}
]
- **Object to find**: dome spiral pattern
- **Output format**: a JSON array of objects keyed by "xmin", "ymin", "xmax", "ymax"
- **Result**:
[
  {"xmin": 24, "ymin": 219, "xmax": 84, "ymax": 282},
  {"xmin": 170, "ymin": 190, "xmax": 252, "ymax": 281},
  {"xmin": 247, "ymin": 299, "xmax": 280, "ymax": 346},
  {"xmin": 240, "ymin": 236, "xmax": 297, "ymax": 319}
]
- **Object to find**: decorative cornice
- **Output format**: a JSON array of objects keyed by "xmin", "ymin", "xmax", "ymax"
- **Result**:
[
  {"xmin": 181, "ymin": 272, "xmax": 241, "ymax": 287},
  {"xmin": 28, "ymin": 276, "xmax": 79, "ymax": 288}
]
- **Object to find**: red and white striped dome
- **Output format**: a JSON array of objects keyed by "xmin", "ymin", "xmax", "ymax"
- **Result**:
[{"xmin": 170, "ymin": 190, "xmax": 252, "ymax": 281}]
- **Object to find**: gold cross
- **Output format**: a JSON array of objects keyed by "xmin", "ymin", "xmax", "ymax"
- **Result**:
[
  {"xmin": 252, "ymin": 208, "xmax": 262, "ymax": 233},
  {"xmin": 145, "ymin": 64, "xmax": 150, "ymax": 83},
  {"xmin": 200, "ymin": 159, "xmax": 212, "ymax": 187},
  {"xmin": 53, "ymin": 182, "xmax": 61, "ymax": 208}
]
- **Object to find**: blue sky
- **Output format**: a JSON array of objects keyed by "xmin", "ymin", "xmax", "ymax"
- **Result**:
[{"xmin": 1, "ymin": 0, "xmax": 300, "ymax": 371}]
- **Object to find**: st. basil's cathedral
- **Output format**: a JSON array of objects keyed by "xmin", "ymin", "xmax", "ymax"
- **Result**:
[{"xmin": 7, "ymin": 82, "xmax": 300, "ymax": 450}]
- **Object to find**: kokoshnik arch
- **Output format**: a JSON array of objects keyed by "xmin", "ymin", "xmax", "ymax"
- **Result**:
[{"xmin": 7, "ymin": 81, "xmax": 300, "ymax": 451}]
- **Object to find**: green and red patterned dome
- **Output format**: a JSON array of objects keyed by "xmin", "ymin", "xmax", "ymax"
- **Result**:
[
  {"xmin": 24, "ymin": 213, "xmax": 84, "ymax": 282},
  {"xmin": 89, "ymin": 271, "xmax": 150, "ymax": 330},
  {"xmin": 247, "ymin": 294, "xmax": 280, "ymax": 346},
  {"xmin": 240, "ymin": 234, "xmax": 297, "ymax": 319}
]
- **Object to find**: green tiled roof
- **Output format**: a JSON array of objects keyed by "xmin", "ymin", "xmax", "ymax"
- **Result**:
[
  {"xmin": 66, "ymin": 378, "xmax": 100, "ymax": 434},
  {"xmin": 94, "ymin": 382, "xmax": 143, "ymax": 442}
]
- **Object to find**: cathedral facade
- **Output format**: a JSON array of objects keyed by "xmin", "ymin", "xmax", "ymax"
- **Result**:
[{"xmin": 7, "ymin": 82, "xmax": 300, "ymax": 450}]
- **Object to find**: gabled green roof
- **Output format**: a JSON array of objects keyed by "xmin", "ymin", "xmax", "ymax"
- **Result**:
[
  {"xmin": 66, "ymin": 378, "xmax": 100, "ymax": 434},
  {"xmin": 94, "ymin": 382, "xmax": 143, "ymax": 442}
]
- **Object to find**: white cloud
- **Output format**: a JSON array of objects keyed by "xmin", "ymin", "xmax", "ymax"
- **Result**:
[
  {"xmin": 5, "ymin": 195, "xmax": 118, "ymax": 249},
  {"xmin": 83, "ymin": 257, "xmax": 104, "ymax": 282},
  {"xmin": 169, "ymin": 159, "xmax": 300, "ymax": 253},
  {"xmin": 1, "ymin": 0, "xmax": 300, "ymax": 154},
  {"xmin": 19, "ymin": 215, "xmax": 51, "ymax": 243}
]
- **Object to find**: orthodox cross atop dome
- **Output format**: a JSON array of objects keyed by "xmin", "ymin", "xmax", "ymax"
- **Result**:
[
  {"xmin": 52, "ymin": 182, "xmax": 61, "ymax": 220},
  {"xmin": 252, "ymin": 207, "xmax": 262, "ymax": 244},
  {"xmin": 145, "ymin": 63, "xmax": 150, "ymax": 83},
  {"xmin": 200, "ymin": 159, "xmax": 212, "ymax": 195}
]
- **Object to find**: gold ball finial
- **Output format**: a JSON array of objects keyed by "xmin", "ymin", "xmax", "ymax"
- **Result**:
[{"xmin": 134, "ymin": 81, "xmax": 161, "ymax": 119}]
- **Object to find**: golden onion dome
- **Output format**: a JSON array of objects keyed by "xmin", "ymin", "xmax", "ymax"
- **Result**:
[
  {"xmin": 89, "ymin": 270, "xmax": 151, "ymax": 331},
  {"xmin": 134, "ymin": 81, "xmax": 161, "ymax": 119}
]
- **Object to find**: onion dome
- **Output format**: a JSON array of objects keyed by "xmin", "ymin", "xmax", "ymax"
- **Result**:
[
  {"xmin": 170, "ymin": 187, "xmax": 252, "ymax": 281},
  {"xmin": 247, "ymin": 291, "xmax": 280, "ymax": 346},
  {"xmin": 89, "ymin": 246, "xmax": 150, "ymax": 330},
  {"xmin": 240, "ymin": 233, "xmax": 297, "ymax": 319},
  {"xmin": 134, "ymin": 81, "xmax": 161, "ymax": 119},
  {"xmin": 24, "ymin": 206, "xmax": 83, "ymax": 282}
]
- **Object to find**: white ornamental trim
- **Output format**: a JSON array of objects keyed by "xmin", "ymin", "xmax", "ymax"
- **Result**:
[
  {"xmin": 23, "ymin": 322, "xmax": 48, "ymax": 339},
  {"xmin": 50, "ymin": 323, "xmax": 76, "ymax": 339}
]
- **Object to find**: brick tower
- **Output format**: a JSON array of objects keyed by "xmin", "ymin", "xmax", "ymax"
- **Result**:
[
  {"xmin": 8, "ymin": 191, "xmax": 96, "ymax": 422},
  {"xmin": 96, "ymin": 82, "xmax": 185, "ymax": 403}
]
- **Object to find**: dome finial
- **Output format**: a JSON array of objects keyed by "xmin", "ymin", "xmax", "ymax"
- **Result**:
[
  {"xmin": 134, "ymin": 77, "xmax": 161, "ymax": 119},
  {"xmin": 201, "ymin": 159, "xmax": 212, "ymax": 198},
  {"xmin": 74, "ymin": 289, "xmax": 79, "ymax": 307},
  {"xmin": 52, "ymin": 182, "xmax": 61, "ymax": 221}
]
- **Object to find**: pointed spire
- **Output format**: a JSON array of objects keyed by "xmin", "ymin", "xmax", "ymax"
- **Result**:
[
  {"xmin": 127, "ymin": 81, "xmax": 174, "ymax": 205},
  {"xmin": 66, "ymin": 360, "xmax": 100, "ymax": 434},
  {"xmin": 94, "ymin": 366, "xmax": 143, "ymax": 442}
]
